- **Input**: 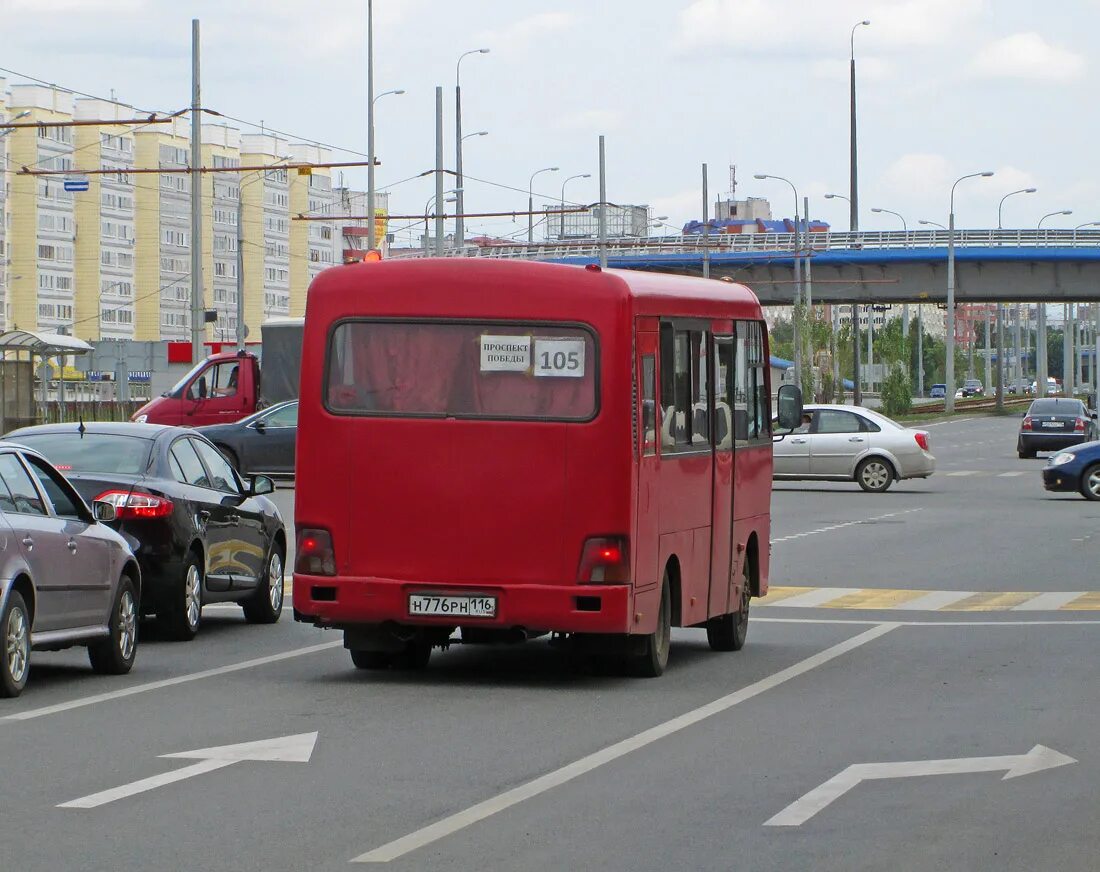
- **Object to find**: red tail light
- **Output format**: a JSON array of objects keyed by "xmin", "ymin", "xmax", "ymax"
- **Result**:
[
  {"xmin": 1022, "ymin": 416, "xmax": 1033, "ymax": 431},
  {"xmin": 295, "ymin": 528, "xmax": 336, "ymax": 576},
  {"xmin": 577, "ymin": 536, "xmax": 630, "ymax": 583},
  {"xmin": 94, "ymin": 490, "xmax": 173, "ymax": 519},
  {"xmin": 914, "ymin": 432, "xmax": 929, "ymax": 451},
  {"xmin": 1075, "ymin": 418, "xmax": 1086, "ymax": 432}
]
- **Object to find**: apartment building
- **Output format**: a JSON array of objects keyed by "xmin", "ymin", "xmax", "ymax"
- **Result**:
[
  {"xmin": 288, "ymin": 143, "xmax": 338, "ymax": 317},
  {"xmin": 202, "ymin": 124, "xmax": 241, "ymax": 342},
  {"xmin": 0, "ymin": 80, "xmax": 10, "ymax": 327}
]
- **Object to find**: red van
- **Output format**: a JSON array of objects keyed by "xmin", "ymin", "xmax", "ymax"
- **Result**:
[{"xmin": 292, "ymin": 259, "xmax": 799, "ymax": 676}]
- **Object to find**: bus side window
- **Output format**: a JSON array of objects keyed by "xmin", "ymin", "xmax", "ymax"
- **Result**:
[
  {"xmin": 641, "ymin": 354, "xmax": 656, "ymax": 456},
  {"xmin": 735, "ymin": 320, "xmax": 769, "ymax": 443},
  {"xmin": 715, "ymin": 337, "xmax": 734, "ymax": 449},
  {"xmin": 690, "ymin": 331, "xmax": 710, "ymax": 446}
]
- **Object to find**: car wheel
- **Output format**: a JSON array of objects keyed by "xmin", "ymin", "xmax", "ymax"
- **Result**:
[
  {"xmin": 1, "ymin": 590, "xmax": 30, "ymax": 698},
  {"xmin": 1080, "ymin": 464, "xmax": 1100, "ymax": 501},
  {"xmin": 856, "ymin": 457, "xmax": 894, "ymax": 493},
  {"xmin": 707, "ymin": 563, "xmax": 750, "ymax": 652},
  {"xmin": 216, "ymin": 445, "xmax": 240, "ymax": 474},
  {"xmin": 629, "ymin": 574, "xmax": 671, "ymax": 677},
  {"xmin": 242, "ymin": 544, "xmax": 285, "ymax": 625},
  {"xmin": 89, "ymin": 574, "xmax": 138, "ymax": 675},
  {"xmin": 163, "ymin": 552, "xmax": 203, "ymax": 641},
  {"xmin": 351, "ymin": 649, "xmax": 392, "ymax": 670}
]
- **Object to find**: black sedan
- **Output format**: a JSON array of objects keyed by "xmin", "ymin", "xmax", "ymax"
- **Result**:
[
  {"xmin": 1042, "ymin": 440, "xmax": 1100, "ymax": 500},
  {"xmin": 6, "ymin": 423, "xmax": 287, "ymax": 640},
  {"xmin": 196, "ymin": 400, "xmax": 297, "ymax": 476},
  {"xmin": 1017, "ymin": 398, "xmax": 1097, "ymax": 459}
]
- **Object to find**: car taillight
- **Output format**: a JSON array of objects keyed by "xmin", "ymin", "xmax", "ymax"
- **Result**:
[
  {"xmin": 1022, "ymin": 416, "xmax": 1032, "ymax": 431},
  {"xmin": 94, "ymin": 490, "xmax": 173, "ymax": 519},
  {"xmin": 577, "ymin": 536, "xmax": 630, "ymax": 583},
  {"xmin": 914, "ymin": 432, "xmax": 929, "ymax": 451},
  {"xmin": 1075, "ymin": 418, "xmax": 1086, "ymax": 432},
  {"xmin": 295, "ymin": 528, "xmax": 336, "ymax": 576}
]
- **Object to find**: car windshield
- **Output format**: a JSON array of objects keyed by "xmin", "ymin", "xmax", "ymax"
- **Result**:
[
  {"xmin": 9, "ymin": 433, "xmax": 153, "ymax": 474},
  {"xmin": 1029, "ymin": 400, "xmax": 1079, "ymax": 415}
]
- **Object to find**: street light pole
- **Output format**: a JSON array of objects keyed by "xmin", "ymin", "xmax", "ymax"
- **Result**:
[
  {"xmin": 997, "ymin": 187, "xmax": 1037, "ymax": 229},
  {"xmin": 849, "ymin": 19, "xmax": 870, "ymax": 234},
  {"xmin": 366, "ymin": 0, "xmax": 375, "ymax": 250},
  {"xmin": 455, "ymin": 48, "xmax": 489, "ymax": 253},
  {"xmin": 559, "ymin": 173, "xmax": 590, "ymax": 240},
  {"xmin": 1038, "ymin": 209, "xmax": 1073, "ymax": 230},
  {"xmin": 756, "ymin": 173, "xmax": 802, "ymax": 390},
  {"xmin": 946, "ymin": 171, "xmax": 995, "ymax": 414},
  {"xmin": 528, "ymin": 166, "xmax": 559, "ymax": 244}
]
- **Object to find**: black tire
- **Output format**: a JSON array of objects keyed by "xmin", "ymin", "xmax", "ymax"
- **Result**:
[
  {"xmin": 392, "ymin": 642, "xmax": 432, "ymax": 670},
  {"xmin": 1018, "ymin": 441, "xmax": 1035, "ymax": 459},
  {"xmin": 242, "ymin": 544, "xmax": 285, "ymax": 624},
  {"xmin": 89, "ymin": 575, "xmax": 138, "ymax": 675},
  {"xmin": 856, "ymin": 456, "xmax": 894, "ymax": 493},
  {"xmin": 630, "ymin": 576, "xmax": 671, "ymax": 678},
  {"xmin": 1080, "ymin": 463, "xmax": 1100, "ymax": 501},
  {"xmin": 162, "ymin": 552, "xmax": 203, "ymax": 641},
  {"xmin": 1, "ymin": 591, "xmax": 31, "ymax": 698},
  {"xmin": 707, "ymin": 564, "xmax": 751, "ymax": 652},
  {"xmin": 351, "ymin": 649, "xmax": 392, "ymax": 670},
  {"xmin": 216, "ymin": 445, "xmax": 241, "ymax": 474}
]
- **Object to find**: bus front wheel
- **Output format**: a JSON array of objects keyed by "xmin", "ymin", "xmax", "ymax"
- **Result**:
[{"xmin": 629, "ymin": 578, "xmax": 671, "ymax": 678}]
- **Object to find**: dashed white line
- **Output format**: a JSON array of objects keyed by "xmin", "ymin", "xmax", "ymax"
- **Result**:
[
  {"xmin": 772, "ymin": 509, "xmax": 922, "ymax": 545},
  {"xmin": 350, "ymin": 623, "xmax": 899, "ymax": 863}
]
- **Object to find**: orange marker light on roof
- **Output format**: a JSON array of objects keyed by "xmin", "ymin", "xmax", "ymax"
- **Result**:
[{"xmin": 363, "ymin": 249, "xmax": 383, "ymax": 262}]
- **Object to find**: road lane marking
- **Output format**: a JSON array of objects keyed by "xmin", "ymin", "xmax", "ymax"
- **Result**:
[
  {"xmin": 772, "ymin": 509, "xmax": 922, "ymax": 545},
  {"xmin": 1012, "ymin": 592, "xmax": 1084, "ymax": 611},
  {"xmin": 350, "ymin": 623, "xmax": 899, "ymax": 863},
  {"xmin": 945, "ymin": 470, "xmax": 979, "ymax": 476},
  {"xmin": 998, "ymin": 471, "xmax": 1027, "ymax": 477},
  {"xmin": 1, "ymin": 641, "xmax": 341, "ymax": 723},
  {"xmin": 759, "ymin": 587, "xmax": 1099, "ymax": 612},
  {"xmin": 757, "ymin": 617, "xmax": 1100, "ymax": 627}
]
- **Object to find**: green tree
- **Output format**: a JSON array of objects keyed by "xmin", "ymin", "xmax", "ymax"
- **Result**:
[{"xmin": 881, "ymin": 364, "xmax": 913, "ymax": 416}]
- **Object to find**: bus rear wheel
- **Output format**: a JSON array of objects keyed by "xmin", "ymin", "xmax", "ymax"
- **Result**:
[
  {"xmin": 707, "ymin": 564, "xmax": 750, "ymax": 652},
  {"xmin": 351, "ymin": 649, "xmax": 392, "ymax": 670},
  {"xmin": 629, "ymin": 577, "xmax": 671, "ymax": 678}
]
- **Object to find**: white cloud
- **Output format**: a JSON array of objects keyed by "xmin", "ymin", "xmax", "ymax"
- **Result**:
[
  {"xmin": 650, "ymin": 188, "xmax": 704, "ymax": 227},
  {"xmin": 557, "ymin": 109, "xmax": 622, "ymax": 131},
  {"xmin": 971, "ymin": 32, "xmax": 1086, "ymax": 82},
  {"xmin": 879, "ymin": 153, "xmax": 954, "ymax": 202},
  {"xmin": 674, "ymin": 0, "xmax": 984, "ymax": 56},
  {"xmin": 480, "ymin": 12, "xmax": 576, "ymax": 50}
]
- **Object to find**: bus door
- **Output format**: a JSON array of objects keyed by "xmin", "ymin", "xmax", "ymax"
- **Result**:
[
  {"xmin": 709, "ymin": 332, "xmax": 736, "ymax": 618},
  {"xmin": 634, "ymin": 326, "xmax": 660, "ymax": 591}
]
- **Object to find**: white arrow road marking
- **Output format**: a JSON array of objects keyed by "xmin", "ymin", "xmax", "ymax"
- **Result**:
[
  {"xmin": 58, "ymin": 732, "xmax": 318, "ymax": 809},
  {"xmin": 764, "ymin": 744, "xmax": 1076, "ymax": 827}
]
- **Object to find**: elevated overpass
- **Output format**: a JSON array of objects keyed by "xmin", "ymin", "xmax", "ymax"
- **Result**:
[{"xmin": 392, "ymin": 229, "xmax": 1100, "ymax": 304}]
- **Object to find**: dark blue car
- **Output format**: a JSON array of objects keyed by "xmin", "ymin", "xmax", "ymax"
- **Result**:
[{"xmin": 1042, "ymin": 439, "xmax": 1100, "ymax": 500}]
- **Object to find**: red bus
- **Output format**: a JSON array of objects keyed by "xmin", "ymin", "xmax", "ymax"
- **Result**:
[{"xmin": 292, "ymin": 259, "xmax": 800, "ymax": 677}]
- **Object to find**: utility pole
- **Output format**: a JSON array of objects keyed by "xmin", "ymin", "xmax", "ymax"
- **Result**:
[
  {"xmin": 434, "ymin": 86, "xmax": 444, "ymax": 256},
  {"xmin": 236, "ymin": 179, "xmax": 245, "ymax": 351},
  {"xmin": 702, "ymin": 163, "xmax": 710, "ymax": 279},
  {"xmin": 1037, "ymin": 305, "xmax": 1048, "ymax": 397},
  {"xmin": 1064, "ymin": 303, "xmax": 1073, "ymax": 395},
  {"xmin": 190, "ymin": 19, "xmax": 205, "ymax": 364},
  {"xmin": 995, "ymin": 304, "xmax": 1004, "ymax": 410},
  {"xmin": 804, "ymin": 196, "xmax": 812, "ymax": 308},
  {"xmin": 916, "ymin": 306, "xmax": 924, "ymax": 397},
  {"xmin": 366, "ymin": 0, "xmax": 376, "ymax": 250},
  {"xmin": 597, "ymin": 135, "xmax": 607, "ymax": 269},
  {"xmin": 984, "ymin": 309, "xmax": 992, "ymax": 394}
]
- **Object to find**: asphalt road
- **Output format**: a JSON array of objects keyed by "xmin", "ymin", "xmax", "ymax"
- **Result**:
[{"xmin": 1, "ymin": 414, "xmax": 1096, "ymax": 872}]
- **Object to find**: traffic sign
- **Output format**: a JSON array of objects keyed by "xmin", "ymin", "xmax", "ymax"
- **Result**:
[{"xmin": 63, "ymin": 177, "xmax": 89, "ymax": 192}]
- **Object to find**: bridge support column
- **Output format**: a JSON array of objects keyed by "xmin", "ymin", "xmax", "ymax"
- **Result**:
[
  {"xmin": 1064, "ymin": 304, "xmax": 1074, "ymax": 396},
  {"xmin": 1037, "ymin": 305, "xmax": 1048, "ymax": 397}
]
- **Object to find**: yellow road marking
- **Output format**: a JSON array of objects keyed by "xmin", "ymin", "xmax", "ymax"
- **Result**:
[
  {"xmin": 1063, "ymin": 592, "xmax": 1100, "ymax": 610},
  {"xmin": 759, "ymin": 586, "xmax": 1100, "ymax": 612},
  {"xmin": 820, "ymin": 588, "xmax": 929, "ymax": 610},
  {"xmin": 945, "ymin": 591, "xmax": 1040, "ymax": 611},
  {"xmin": 758, "ymin": 586, "xmax": 815, "ymax": 604}
]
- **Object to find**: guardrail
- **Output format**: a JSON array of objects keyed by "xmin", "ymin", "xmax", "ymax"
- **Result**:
[{"xmin": 390, "ymin": 228, "xmax": 1100, "ymax": 262}]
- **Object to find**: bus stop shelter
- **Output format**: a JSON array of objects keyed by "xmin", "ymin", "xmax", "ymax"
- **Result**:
[{"xmin": 0, "ymin": 329, "xmax": 93, "ymax": 433}]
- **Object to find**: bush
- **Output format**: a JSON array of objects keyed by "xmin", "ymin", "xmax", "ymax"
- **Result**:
[{"xmin": 881, "ymin": 364, "xmax": 912, "ymax": 417}]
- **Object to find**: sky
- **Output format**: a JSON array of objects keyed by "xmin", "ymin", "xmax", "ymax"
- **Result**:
[{"xmin": 2, "ymin": 0, "xmax": 1097, "ymax": 244}]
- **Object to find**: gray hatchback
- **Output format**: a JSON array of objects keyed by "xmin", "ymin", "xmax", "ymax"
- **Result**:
[{"xmin": 0, "ymin": 442, "xmax": 141, "ymax": 698}]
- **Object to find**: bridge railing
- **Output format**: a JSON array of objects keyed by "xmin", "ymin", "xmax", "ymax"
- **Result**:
[{"xmin": 389, "ymin": 228, "xmax": 1100, "ymax": 261}]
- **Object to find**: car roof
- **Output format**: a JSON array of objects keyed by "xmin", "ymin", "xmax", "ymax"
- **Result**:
[{"xmin": 6, "ymin": 422, "xmax": 182, "ymax": 439}]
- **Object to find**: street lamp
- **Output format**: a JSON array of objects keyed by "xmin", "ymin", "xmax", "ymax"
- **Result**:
[
  {"xmin": 0, "ymin": 110, "xmax": 31, "ymax": 139},
  {"xmin": 1074, "ymin": 221, "xmax": 1100, "ymax": 230},
  {"xmin": 424, "ymin": 190, "xmax": 460, "ymax": 254},
  {"xmin": 871, "ymin": 207, "xmax": 907, "ymax": 233},
  {"xmin": 528, "ymin": 166, "xmax": 559, "ymax": 243},
  {"xmin": 456, "ymin": 48, "xmax": 490, "ymax": 251},
  {"xmin": 997, "ymin": 187, "xmax": 1036, "ymax": 229},
  {"xmin": 850, "ymin": 19, "xmax": 871, "ymax": 233},
  {"xmin": 824, "ymin": 192, "xmax": 850, "ymax": 204},
  {"xmin": 559, "ymin": 172, "xmax": 591, "ymax": 240},
  {"xmin": 462, "ymin": 130, "xmax": 488, "ymax": 142},
  {"xmin": 945, "ymin": 171, "xmax": 995, "ymax": 413},
  {"xmin": 1038, "ymin": 209, "xmax": 1072, "ymax": 229},
  {"xmin": 918, "ymin": 219, "xmax": 946, "ymax": 229},
  {"xmin": 756, "ymin": 173, "xmax": 806, "ymax": 391}
]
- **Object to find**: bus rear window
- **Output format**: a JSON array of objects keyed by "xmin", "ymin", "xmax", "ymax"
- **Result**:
[{"xmin": 325, "ymin": 320, "xmax": 598, "ymax": 421}]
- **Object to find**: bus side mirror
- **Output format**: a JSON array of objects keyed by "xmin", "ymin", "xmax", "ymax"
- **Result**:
[{"xmin": 776, "ymin": 384, "xmax": 803, "ymax": 431}]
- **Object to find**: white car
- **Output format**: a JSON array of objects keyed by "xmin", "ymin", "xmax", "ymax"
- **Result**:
[{"xmin": 773, "ymin": 404, "xmax": 936, "ymax": 492}]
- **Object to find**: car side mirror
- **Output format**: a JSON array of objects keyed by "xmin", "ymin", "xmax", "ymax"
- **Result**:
[
  {"xmin": 254, "ymin": 419, "xmax": 266, "ymax": 433},
  {"xmin": 776, "ymin": 384, "xmax": 803, "ymax": 432},
  {"xmin": 93, "ymin": 500, "xmax": 118, "ymax": 522},
  {"xmin": 249, "ymin": 474, "xmax": 275, "ymax": 496}
]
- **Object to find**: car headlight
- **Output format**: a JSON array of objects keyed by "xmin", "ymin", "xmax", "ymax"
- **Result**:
[
  {"xmin": 132, "ymin": 414, "xmax": 148, "ymax": 424},
  {"xmin": 1050, "ymin": 452, "xmax": 1075, "ymax": 466}
]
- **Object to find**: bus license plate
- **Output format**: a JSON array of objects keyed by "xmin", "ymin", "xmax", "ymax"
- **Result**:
[{"xmin": 409, "ymin": 594, "xmax": 497, "ymax": 618}]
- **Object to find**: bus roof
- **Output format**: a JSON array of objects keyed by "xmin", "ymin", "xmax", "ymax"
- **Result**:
[{"xmin": 306, "ymin": 259, "xmax": 762, "ymax": 321}]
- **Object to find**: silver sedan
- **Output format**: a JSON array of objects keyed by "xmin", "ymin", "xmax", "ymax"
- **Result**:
[{"xmin": 773, "ymin": 404, "xmax": 935, "ymax": 492}]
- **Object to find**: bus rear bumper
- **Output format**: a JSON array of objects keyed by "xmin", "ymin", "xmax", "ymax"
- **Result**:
[{"xmin": 292, "ymin": 575, "xmax": 633, "ymax": 635}]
